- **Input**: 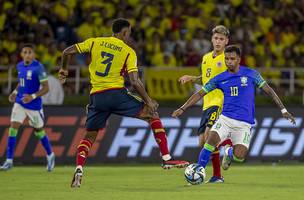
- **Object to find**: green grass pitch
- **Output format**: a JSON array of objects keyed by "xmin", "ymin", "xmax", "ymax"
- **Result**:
[{"xmin": 0, "ymin": 165, "xmax": 303, "ymax": 200}]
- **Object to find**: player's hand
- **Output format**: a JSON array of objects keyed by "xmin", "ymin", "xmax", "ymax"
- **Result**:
[
  {"xmin": 8, "ymin": 93, "xmax": 17, "ymax": 103},
  {"xmin": 178, "ymin": 75, "xmax": 195, "ymax": 84},
  {"xmin": 146, "ymin": 99, "xmax": 159, "ymax": 113},
  {"xmin": 171, "ymin": 108, "xmax": 184, "ymax": 118},
  {"xmin": 282, "ymin": 111, "xmax": 296, "ymax": 125},
  {"xmin": 22, "ymin": 94, "xmax": 33, "ymax": 104},
  {"xmin": 58, "ymin": 68, "xmax": 68, "ymax": 84}
]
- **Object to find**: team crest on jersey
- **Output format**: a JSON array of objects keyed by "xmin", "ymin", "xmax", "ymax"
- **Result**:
[
  {"xmin": 215, "ymin": 123, "xmax": 221, "ymax": 130},
  {"xmin": 26, "ymin": 70, "xmax": 32, "ymax": 80},
  {"xmin": 217, "ymin": 62, "xmax": 222, "ymax": 67},
  {"xmin": 240, "ymin": 76, "xmax": 248, "ymax": 86}
]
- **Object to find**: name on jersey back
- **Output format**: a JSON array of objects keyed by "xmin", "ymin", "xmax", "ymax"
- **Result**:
[{"xmin": 101, "ymin": 41, "xmax": 122, "ymax": 52}]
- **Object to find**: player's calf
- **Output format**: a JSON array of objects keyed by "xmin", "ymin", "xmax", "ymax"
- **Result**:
[
  {"xmin": 70, "ymin": 132, "xmax": 95, "ymax": 187},
  {"xmin": 148, "ymin": 118, "xmax": 189, "ymax": 169},
  {"xmin": 222, "ymin": 145, "xmax": 245, "ymax": 170}
]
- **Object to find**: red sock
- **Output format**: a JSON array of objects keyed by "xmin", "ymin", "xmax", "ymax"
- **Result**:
[
  {"xmin": 150, "ymin": 118, "xmax": 170, "ymax": 157},
  {"xmin": 76, "ymin": 139, "xmax": 93, "ymax": 167},
  {"xmin": 219, "ymin": 139, "xmax": 233, "ymax": 147},
  {"xmin": 211, "ymin": 148, "xmax": 221, "ymax": 177}
]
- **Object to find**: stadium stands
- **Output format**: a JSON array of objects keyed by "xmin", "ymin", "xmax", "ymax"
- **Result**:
[
  {"xmin": 0, "ymin": 0, "xmax": 303, "ymax": 97},
  {"xmin": 0, "ymin": 0, "xmax": 303, "ymax": 68}
]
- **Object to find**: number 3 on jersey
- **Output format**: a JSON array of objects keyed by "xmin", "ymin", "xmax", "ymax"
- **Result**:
[{"xmin": 96, "ymin": 51, "xmax": 114, "ymax": 77}]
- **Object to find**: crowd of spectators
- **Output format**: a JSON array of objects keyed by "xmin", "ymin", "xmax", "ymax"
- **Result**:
[
  {"xmin": 0, "ymin": 0, "xmax": 303, "ymax": 96},
  {"xmin": 0, "ymin": 0, "xmax": 303, "ymax": 69}
]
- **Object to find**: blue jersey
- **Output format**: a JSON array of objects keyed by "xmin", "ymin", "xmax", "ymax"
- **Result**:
[
  {"xmin": 15, "ymin": 60, "xmax": 48, "ymax": 110},
  {"xmin": 202, "ymin": 66, "xmax": 266, "ymax": 124}
]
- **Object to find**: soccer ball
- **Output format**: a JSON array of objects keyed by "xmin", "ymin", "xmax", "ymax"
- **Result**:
[{"xmin": 184, "ymin": 163, "xmax": 206, "ymax": 185}]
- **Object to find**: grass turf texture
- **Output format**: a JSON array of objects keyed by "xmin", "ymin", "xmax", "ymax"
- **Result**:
[{"xmin": 0, "ymin": 165, "xmax": 303, "ymax": 200}]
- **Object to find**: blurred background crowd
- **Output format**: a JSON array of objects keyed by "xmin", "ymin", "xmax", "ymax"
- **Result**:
[
  {"xmin": 0, "ymin": 0, "xmax": 304, "ymax": 101},
  {"xmin": 1, "ymin": 0, "xmax": 303, "ymax": 69}
]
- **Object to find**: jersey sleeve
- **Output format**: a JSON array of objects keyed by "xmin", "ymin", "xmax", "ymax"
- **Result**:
[
  {"xmin": 38, "ymin": 64, "xmax": 48, "ymax": 82},
  {"xmin": 75, "ymin": 38, "xmax": 95, "ymax": 53},
  {"xmin": 201, "ymin": 55, "xmax": 206, "ymax": 67},
  {"xmin": 202, "ymin": 76, "xmax": 218, "ymax": 93},
  {"xmin": 253, "ymin": 70, "xmax": 266, "ymax": 88},
  {"xmin": 126, "ymin": 49, "xmax": 138, "ymax": 73}
]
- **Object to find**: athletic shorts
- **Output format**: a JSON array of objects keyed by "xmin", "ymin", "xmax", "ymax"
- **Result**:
[
  {"xmin": 11, "ymin": 103, "xmax": 44, "ymax": 128},
  {"xmin": 210, "ymin": 114, "xmax": 252, "ymax": 148},
  {"xmin": 197, "ymin": 106, "xmax": 220, "ymax": 135},
  {"xmin": 86, "ymin": 88, "xmax": 144, "ymax": 130}
]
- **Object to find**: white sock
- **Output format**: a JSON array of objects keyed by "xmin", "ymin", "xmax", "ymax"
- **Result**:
[
  {"xmin": 76, "ymin": 165, "xmax": 83, "ymax": 171},
  {"xmin": 162, "ymin": 154, "xmax": 171, "ymax": 161}
]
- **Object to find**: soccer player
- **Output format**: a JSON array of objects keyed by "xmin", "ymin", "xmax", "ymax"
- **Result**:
[
  {"xmin": 172, "ymin": 45, "xmax": 296, "ymax": 177},
  {"xmin": 58, "ymin": 18, "xmax": 189, "ymax": 188},
  {"xmin": 0, "ymin": 44, "xmax": 55, "ymax": 171},
  {"xmin": 178, "ymin": 25, "xmax": 231, "ymax": 183}
]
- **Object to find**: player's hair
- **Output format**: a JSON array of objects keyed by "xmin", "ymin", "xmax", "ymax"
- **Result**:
[
  {"xmin": 112, "ymin": 18, "xmax": 130, "ymax": 33},
  {"xmin": 21, "ymin": 43, "xmax": 35, "ymax": 50},
  {"xmin": 224, "ymin": 45, "xmax": 241, "ymax": 56},
  {"xmin": 212, "ymin": 25, "xmax": 230, "ymax": 37}
]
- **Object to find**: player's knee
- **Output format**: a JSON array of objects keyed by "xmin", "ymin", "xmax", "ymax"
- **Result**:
[
  {"xmin": 139, "ymin": 105, "xmax": 159, "ymax": 120},
  {"xmin": 85, "ymin": 130, "xmax": 98, "ymax": 143},
  {"xmin": 198, "ymin": 134, "xmax": 206, "ymax": 148},
  {"xmin": 198, "ymin": 140, "xmax": 204, "ymax": 148},
  {"xmin": 206, "ymin": 131, "xmax": 220, "ymax": 146},
  {"xmin": 10, "ymin": 122, "xmax": 21, "ymax": 129}
]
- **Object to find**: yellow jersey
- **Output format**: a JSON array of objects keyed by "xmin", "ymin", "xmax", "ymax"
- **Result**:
[
  {"xmin": 201, "ymin": 51, "xmax": 227, "ymax": 110},
  {"xmin": 76, "ymin": 36, "xmax": 138, "ymax": 94}
]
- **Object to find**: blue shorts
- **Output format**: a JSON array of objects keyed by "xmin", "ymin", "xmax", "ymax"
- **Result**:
[
  {"xmin": 197, "ymin": 106, "xmax": 220, "ymax": 135},
  {"xmin": 86, "ymin": 88, "xmax": 144, "ymax": 130}
]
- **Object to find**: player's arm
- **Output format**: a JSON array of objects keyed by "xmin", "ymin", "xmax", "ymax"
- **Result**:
[
  {"xmin": 8, "ymin": 83, "xmax": 19, "ymax": 103},
  {"xmin": 22, "ymin": 81, "xmax": 49, "ymax": 104},
  {"xmin": 61, "ymin": 45, "xmax": 78, "ymax": 70},
  {"xmin": 179, "ymin": 75, "xmax": 202, "ymax": 85},
  {"xmin": 179, "ymin": 56, "xmax": 206, "ymax": 85},
  {"xmin": 172, "ymin": 89, "xmax": 206, "ymax": 118},
  {"xmin": 129, "ymin": 71, "xmax": 158, "ymax": 113},
  {"xmin": 58, "ymin": 45, "xmax": 78, "ymax": 84},
  {"xmin": 33, "ymin": 81, "xmax": 49, "ymax": 97},
  {"xmin": 126, "ymin": 49, "xmax": 158, "ymax": 112},
  {"xmin": 172, "ymin": 77, "xmax": 217, "ymax": 118},
  {"xmin": 261, "ymin": 83, "xmax": 296, "ymax": 125}
]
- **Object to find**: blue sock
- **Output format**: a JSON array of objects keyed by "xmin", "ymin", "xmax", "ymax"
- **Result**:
[
  {"xmin": 198, "ymin": 143, "xmax": 215, "ymax": 168},
  {"xmin": 6, "ymin": 128, "xmax": 18, "ymax": 159},
  {"xmin": 228, "ymin": 147, "xmax": 233, "ymax": 159},
  {"xmin": 7, "ymin": 137, "xmax": 17, "ymax": 159},
  {"xmin": 40, "ymin": 136, "xmax": 52, "ymax": 155},
  {"xmin": 35, "ymin": 130, "xmax": 52, "ymax": 155}
]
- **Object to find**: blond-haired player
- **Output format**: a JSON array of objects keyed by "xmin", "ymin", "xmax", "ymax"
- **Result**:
[{"xmin": 179, "ymin": 25, "xmax": 231, "ymax": 183}]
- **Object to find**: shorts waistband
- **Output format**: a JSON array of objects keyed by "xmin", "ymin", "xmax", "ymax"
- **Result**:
[{"xmin": 90, "ymin": 87, "xmax": 124, "ymax": 95}]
